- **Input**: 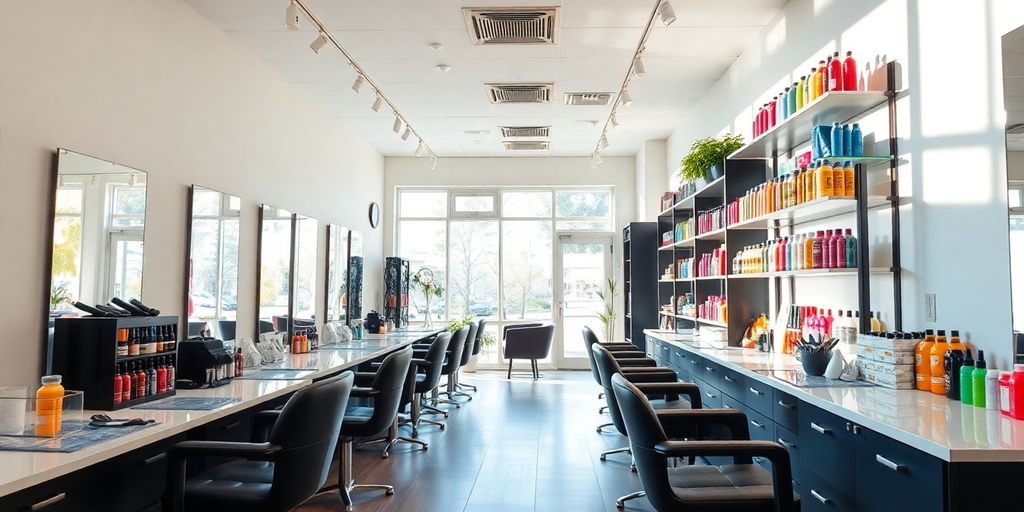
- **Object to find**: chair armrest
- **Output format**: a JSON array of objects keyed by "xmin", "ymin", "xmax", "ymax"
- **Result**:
[
  {"xmin": 617, "ymin": 358, "xmax": 657, "ymax": 367},
  {"xmin": 169, "ymin": 440, "xmax": 281, "ymax": 459},
  {"xmin": 632, "ymin": 382, "xmax": 701, "ymax": 407},
  {"xmin": 621, "ymin": 369, "xmax": 678, "ymax": 383},
  {"xmin": 609, "ymin": 351, "xmax": 649, "ymax": 358},
  {"xmin": 653, "ymin": 440, "xmax": 795, "ymax": 512},
  {"xmin": 602, "ymin": 343, "xmax": 642, "ymax": 350},
  {"xmin": 353, "ymin": 372, "xmax": 377, "ymax": 386},
  {"xmin": 251, "ymin": 410, "xmax": 282, "ymax": 441},
  {"xmin": 350, "ymin": 386, "xmax": 381, "ymax": 398},
  {"xmin": 655, "ymin": 408, "xmax": 750, "ymax": 441}
]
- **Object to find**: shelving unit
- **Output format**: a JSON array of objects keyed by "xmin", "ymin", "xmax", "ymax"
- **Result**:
[
  {"xmin": 653, "ymin": 61, "xmax": 902, "ymax": 345},
  {"xmin": 622, "ymin": 223, "xmax": 658, "ymax": 349}
]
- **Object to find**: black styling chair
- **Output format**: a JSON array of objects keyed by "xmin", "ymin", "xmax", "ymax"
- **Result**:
[
  {"xmin": 457, "ymin": 318, "xmax": 487, "ymax": 394},
  {"xmin": 164, "ymin": 372, "xmax": 354, "ymax": 512},
  {"xmin": 503, "ymin": 322, "xmax": 555, "ymax": 379},
  {"xmin": 402, "ymin": 332, "xmax": 450, "ymax": 436},
  {"xmin": 357, "ymin": 355, "xmax": 429, "ymax": 458},
  {"xmin": 611, "ymin": 374, "xmax": 799, "ymax": 512},
  {"xmin": 583, "ymin": 326, "xmax": 660, "ymax": 430},
  {"xmin": 218, "ymin": 320, "xmax": 237, "ymax": 341},
  {"xmin": 325, "ymin": 347, "xmax": 412, "ymax": 511},
  {"xmin": 433, "ymin": 325, "xmax": 470, "ymax": 408},
  {"xmin": 447, "ymin": 320, "xmax": 478, "ymax": 401}
]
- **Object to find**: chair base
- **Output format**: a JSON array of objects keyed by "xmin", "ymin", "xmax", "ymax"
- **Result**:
[
  {"xmin": 599, "ymin": 446, "xmax": 630, "ymax": 461},
  {"xmin": 324, "ymin": 439, "xmax": 397, "ymax": 512},
  {"xmin": 457, "ymin": 382, "xmax": 477, "ymax": 392},
  {"xmin": 599, "ymin": 405, "xmax": 608, "ymax": 414},
  {"xmin": 616, "ymin": 490, "xmax": 645, "ymax": 509},
  {"xmin": 596, "ymin": 422, "xmax": 614, "ymax": 433},
  {"xmin": 506, "ymin": 358, "xmax": 543, "ymax": 379},
  {"xmin": 357, "ymin": 421, "xmax": 428, "ymax": 458}
]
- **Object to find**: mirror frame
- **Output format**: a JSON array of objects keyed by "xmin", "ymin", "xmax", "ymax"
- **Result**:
[
  {"xmin": 182, "ymin": 185, "xmax": 241, "ymax": 341},
  {"xmin": 256, "ymin": 204, "xmax": 296, "ymax": 341},
  {"xmin": 291, "ymin": 213, "xmax": 319, "ymax": 339}
]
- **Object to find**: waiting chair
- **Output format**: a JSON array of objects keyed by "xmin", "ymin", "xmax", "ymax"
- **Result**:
[
  {"xmin": 458, "ymin": 318, "xmax": 487, "ymax": 393},
  {"xmin": 433, "ymin": 325, "xmax": 470, "ymax": 408},
  {"xmin": 402, "ymin": 332, "xmax": 450, "ymax": 436},
  {"xmin": 164, "ymin": 372, "xmax": 354, "ymax": 512},
  {"xmin": 611, "ymin": 374, "xmax": 799, "ymax": 512},
  {"xmin": 447, "ymin": 320, "xmax": 478, "ymax": 401},
  {"xmin": 503, "ymin": 322, "xmax": 555, "ymax": 379}
]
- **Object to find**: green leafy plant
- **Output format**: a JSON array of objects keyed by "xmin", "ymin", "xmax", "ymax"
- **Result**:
[
  {"xmin": 479, "ymin": 331, "xmax": 496, "ymax": 348},
  {"xmin": 50, "ymin": 281, "xmax": 72, "ymax": 311},
  {"xmin": 679, "ymin": 134, "xmax": 744, "ymax": 183},
  {"xmin": 446, "ymin": 314, "xmax": 475, "ymax": 332},
  {"xmin": 594, "ymin": 277, "xmax": 619, "ymax": 340}
]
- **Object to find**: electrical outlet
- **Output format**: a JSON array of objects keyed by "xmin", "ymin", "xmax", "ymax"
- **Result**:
[{"xmin": 925, "ymin": 293, "xmax": 937, "ymax": 322}]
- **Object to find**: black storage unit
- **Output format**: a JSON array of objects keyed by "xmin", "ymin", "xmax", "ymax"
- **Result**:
[
  {"xmin": 622, "ymin": 223, "xmax": 658, "ymax": 351},
  {"xmin": 51, "ymin": 315, "xmax": 178, "ymax": 410},
  {"xmin": 383, "ymin": 257, "xmax": 410, "ymax": 328}
]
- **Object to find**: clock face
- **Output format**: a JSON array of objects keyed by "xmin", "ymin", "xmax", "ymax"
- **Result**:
[{"xmin": 368, "ymin": 202, "xmax": 380, "ymax": 228}]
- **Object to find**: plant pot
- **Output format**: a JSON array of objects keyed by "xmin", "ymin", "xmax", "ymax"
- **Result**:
[
  {"xmin": 708, "ymin": 163, "xmax": 724, "ymax": 180},
  {"xmin": 798, "ymin": 348, "xmax": 831, "ymax": 377},
  {"xmin": 464, "ymin": 353, "xmax": 479, "ymax": 373}
]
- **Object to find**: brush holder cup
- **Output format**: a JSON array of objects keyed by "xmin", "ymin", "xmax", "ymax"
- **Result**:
[{"xmin": 798, "ymin": 348, "xmax": 831, "ymax": 377}]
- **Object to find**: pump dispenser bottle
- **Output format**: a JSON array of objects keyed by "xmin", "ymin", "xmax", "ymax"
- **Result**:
[
  {"xmin": 960, "ymin": 348, "xmax": 976, "ymax": 405},
  {"xmin": 973, "ymin": 350, "xmax": 988, "ymax": 407}
]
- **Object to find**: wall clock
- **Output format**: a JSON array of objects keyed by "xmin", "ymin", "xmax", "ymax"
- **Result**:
[{"xmin": 368, "ymin": 202, "xmax": 380, "ymax": 228}]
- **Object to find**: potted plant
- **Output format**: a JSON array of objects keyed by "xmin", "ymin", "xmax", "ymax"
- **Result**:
[
  {"xmin": 412, "ymin": 268, "xmax": 443, "ymax": 328},
  {"xmin": 465, "ymin": 332, "xmax": 495, "ymax": 373},
  {"xmin": 595, "ymin": 277, "xmax": 619, "ymax": 341},
  {"xmin": 679, "ymin": 134, "xmax": 744, "ymax": 183}
]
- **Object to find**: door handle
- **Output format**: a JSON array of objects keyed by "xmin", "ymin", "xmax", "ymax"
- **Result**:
[
  {"xmin": 876, "ymin": 454, "xmax": 907, "ymax": 472},
  {"xmin": 809, "ymin": 489, "xmax": 830, "ymax": 505},
  {"xmin": 723, "ymin": 375, "xmax": 736, "ymax": 382},
  {"xmin": 705, "ymin": 392, "xmax": 716, "ymax": 400},
  {"xmin": 810, "ymin": 422, "xmax": 831, "ymax": 435}
]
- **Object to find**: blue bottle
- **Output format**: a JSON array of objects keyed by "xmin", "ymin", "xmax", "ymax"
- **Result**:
[
  {"xmin": 843, "ymin": 124, "xmax": 853, "ymax": 155},
  {"xmin": 830, "ymin": 122, "xmax": 844, "ymax": 157},
  {"xmin": 788, "ymin": 83, "xmax": 798, "ymax": 115},
  {"xmin": 781, "ymin": 87, "xmax": 790, "ymax": 119},
  {"xmin": 850, "ymin": 123, "xmax": 863, "ymax": 156}
]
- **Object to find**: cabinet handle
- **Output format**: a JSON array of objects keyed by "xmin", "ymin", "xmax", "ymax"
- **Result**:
[
  {"xmin": 777, "ymin": 438, "xmax": 796, "ymax": 449},
  {"xmin": 777, "ymin": 400, "xmax": 795, "ymax": 409},
  {"xmin": 724, "ymin": 375, "xmax": 736, "ymax": 382},
  {"xmin": 810, "ymin": 422, "xmax": 831, "ymax": 435},
  {"xmin": 876, "ymin": 454, "xmax": 907, "ymax": 472},
  {"xmin": 809, "ymin": 489, "xmax": 830, "ymax": 505},
  {"xmin": 690, "ymin": 360, "xmax": 699, "ymax": 365},
  {"xmin": 143, "ymin": 453, "xmax": 166, "ymax": 465},
  {"xmin": 31, "ymin": 492, "xmax": 66, "ymax": 511},
  {"xmin": 749, "ymin": 386, "xmax": 764, "ymax": 396},
  {"xmin": 223, "ymin": 420, "xmax": 241, "ymax": 430},
  {"xmin": 751, "ymin": 420, "xmax": 765, "ymax": 429},
  {"xmin": 705, "ymin": 392, "xmax": 716, "ymax": 399},
  {"xmin": 705, "ymin": 366, "xmax": 714, "ymax": 373}
]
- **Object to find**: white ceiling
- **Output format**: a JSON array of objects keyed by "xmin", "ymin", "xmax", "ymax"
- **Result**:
[{"xmin": 184, "ymin": 0, "xmax": 787, "ymax": 157}]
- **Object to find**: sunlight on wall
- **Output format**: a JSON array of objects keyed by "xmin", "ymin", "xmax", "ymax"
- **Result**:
[
  {"xmin": 813, "ymin": 0, "xmax": 837, "ymax": 17},
  {"xmin": 922, "ymin": 146, "xmax": 993, "ymax": 204},
  {"xmin": 765, "ymin": 16, "xmax": 787, "ymax": 57}
]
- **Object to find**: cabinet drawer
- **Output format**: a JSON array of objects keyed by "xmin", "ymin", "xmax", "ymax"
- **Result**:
[
  {"xmin": 684, "ymin": 354, "xmax": 704, "ymax": 380},
  {"xmin": 744, "ymin": 377, "xmax": 774, "ymax": 418},
  {"xmin": 719, "ymin": 367, "xmax": 745, "ymax": 399},
  {"xmin": 855, "ymin": 427, "xmax": 945, "ymax": 512},
  {"xmin": 98, "ymin": 433, "xmax": 186, "ymax": 512},
  {"xmin": 799, "ymin": 402, "xmax": 855, "ymax": 484},
  {"xmin": 671, "ymin": 348, "xmax": 688, "ymax": 375},
  {"xmin": 775, "ymin": 425, "xmax": 802, "ymax": 484},
  {"xmin": 0, "ymin": 470, "xmax": 99, "ymax": 512},
  {"xmin": 773, "ymin": 389, "xmax": 800, "ymax": 433},
  {"xmin": 699, "ymin": 383, "xmax": 723, "ymax": 409},
  {"xmin": 801, "ymin": 470, "xmax": 857, "ymax": 512},
  {"xmin": 698, "ymin": 360, "xmax": 722, "ymax": 389}
]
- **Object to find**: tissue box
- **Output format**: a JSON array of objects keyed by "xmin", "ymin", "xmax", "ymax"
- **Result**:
[{"xmin": 857, "ymin": 344, "xmax": 916, "ymax": 365}]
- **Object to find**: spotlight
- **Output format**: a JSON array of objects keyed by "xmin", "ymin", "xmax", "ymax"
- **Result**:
[
  {"xmin": 633, "ymin": 56, "xmax": 646, "ymax": 77},
  {"xmin": 285, "ymin": 1, "xmax": 301, "ymax": 31},
  {"xmin": 352, "ymin": 74, "xmax": 365, "ymax": 93},
  {"xmin": 393, "ymin": 116, "xmax": 403, "ymax": 133},
  {"xmin": 435, "ymin": 64, "xmax": 451, "ymax": 73},
  {"xmin": 610, "ymin": 113, "xmax": 619, "ymax": 129},
  {"xmin": 90, "ymin": 175, "xmax": 98, "ymax": 188},
  {"xmin": 620, "ymin": 89, "xmax": 633, "ymax": 108},
  {"xmin": 659, "ymin": 1, "xmax": 677, "ymax": 26},
  {"xmin": 401, "ymin": 127, "xmax": 412, "ymax": 141},
  {"xmin": 129, "ymin": 174, "xmax": 137, "ymax": 187},
  {"xmin": 310, "ymin": 31, "xmax": 329, "ymax": 53},
  {"xmin": 430, "ymin": 156, "xmax": 438, "ymax": 170},
  {"xmin": 371, "ymin": 94, "xmax": 383, "ymax": 112},
  {"xmin": 592, "ymin": 153, "xmax": 603, "ymax": 168},
  {"xmin": 600, "ymin": 135, "xmax": 610, "ymax": 149},
  {"xmin": 415, "ymin": 141, "xmax": 427, "ymax": 157}
]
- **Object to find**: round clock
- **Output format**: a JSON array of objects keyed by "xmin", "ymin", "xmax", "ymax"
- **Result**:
[{"xmin": 368, "ymin": 202, "xmax": 380, "ymax": 228}]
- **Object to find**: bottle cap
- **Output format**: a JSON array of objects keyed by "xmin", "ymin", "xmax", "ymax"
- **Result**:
[
  {"xmin": 951, "ymin": 330, "xmax": 960, "ymax": 337},
  {"xmin": 937, "ymin": 329, "xmax": 946, "ymax": 336},
  {"xmin": 1015, "ymin": 364, "xmax": 1024, "ymax": 372},
  {"xmin": 975, "ymin": 350, "xmax": 985, "ymax": 366},
  {"xmin": 41, "ymin": 375, "xmax": 62, "ymax": 385},
  {"xmin": 847, "ymin": 51, "xmax": 852, "ymax": 56},
  {"xmin": 963, "ymin": 348, "xmax": 974, "ymax": 364},
  {"xmin": 833, "ymin": 51, "xmax": 840, "ymax": 56}
]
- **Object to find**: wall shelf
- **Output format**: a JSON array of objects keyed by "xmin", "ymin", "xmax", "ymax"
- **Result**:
[
  {"xmin": 729, "ymin": 90, "xmax": 889, "ymax": 160},
  {"xmin": 694, "ymin": 275, "xmax": 726, "ymax": 281},
  {"xmin": 728, "ymin": 195, "xmax": 890, "ymax": 230},
  {"xmin": 728, "ymin": 267, "xmax": 893, "ymax": 279},
  {"xmin": 696, "ymin": 227, "xmax": 726, "ymax": 241}
]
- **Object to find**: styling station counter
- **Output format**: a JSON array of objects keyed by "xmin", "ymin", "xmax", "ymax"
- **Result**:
[
  {"xmin": 0, "ymin": 330, "xmax": 437, "ymax": 511},
  {"xmin": 644, "ymin": 329, "xmax": 1024, "ymax": 512}
]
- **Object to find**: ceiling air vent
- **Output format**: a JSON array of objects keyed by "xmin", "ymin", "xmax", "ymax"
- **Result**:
[
  {"xmin": 564, "ymin": 92, "xmax": 613, "ymax": 106},
  {"xmin": 463, "ymin": 7, "xmax": 560, "ymax": 45},
  {"xmin": 486, "ymin": 83, "xmax": 554, "ymax": 104},
  {"xmin": 503, "ymin": 141, "xmax": 550, "ymax": 151},
  {"xmin": 500, "ymin": 126, "xmax": 551, "ymax": 138}
]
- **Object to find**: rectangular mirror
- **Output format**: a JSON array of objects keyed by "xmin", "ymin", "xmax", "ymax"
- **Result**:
[
  {"xmin": 326, "ymin": 224, "xmax": 350, "ymax": 324},
  {"xmin": 293, "ymin": 214, "xmax": 319, "ymax": 335},
  {"xmin": 185, "ymin": 186, "xmax": 241, "ymax": 340},
  {"xmin": 1004, "ymin": 25, "xmax": 1024, "ymax": 362},
  {"xmin": 257, "ymin": 205, "xmax": 293, "ymax": 336},
  {"xmin": 348, "ymin": 230, "xmax": 365, "ymax": 321},
  {"xmin": 50, "ymin": 149, "xmax": 148, "ymax": 313}
]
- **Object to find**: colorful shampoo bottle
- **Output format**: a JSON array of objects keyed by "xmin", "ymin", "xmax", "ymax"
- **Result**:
[
  {"xmin": 973, "ymin": 350, "xmax": 988, "ymax": 407},
  {"xmin": 960, "ymin": 348, "xmax": 975, "ymax": 405}
]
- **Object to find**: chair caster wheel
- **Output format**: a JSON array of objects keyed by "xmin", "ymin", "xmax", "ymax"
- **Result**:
[
  {"xmin": 599, "ymin": 455, "xmax": 607, "ymax": 461},
  {"xmin": 440, "ymin": 424, "xmax": 446, "ymax": 431},
  {"xmin": 630, "ymin": 464, "xmax": 637, "ymax": 473},
  {"xmin": 382, "ymin": 453, "xmax": 390, "ymax": 459},
  {"xmin": 386, "ymin": 489, "xmax": 395, "ymax": 496}
]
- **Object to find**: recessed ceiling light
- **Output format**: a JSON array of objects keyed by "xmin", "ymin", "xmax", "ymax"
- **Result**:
[{"xmin": 436, "ymin": 64, "xmax": 451, "ymax": 73}]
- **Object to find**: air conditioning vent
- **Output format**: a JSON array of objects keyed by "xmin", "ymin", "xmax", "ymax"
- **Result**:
[
  {"xmin": 503, "ymin": 141, "xmax": 550, "ymax": 151},
  {"xmin": 486, "ymin": 83, "xmax": 554, "ymax": 104},
  {"xmin": 564, "ymin": 92, "xmax": 613, "ymax": 106},
  {"xmin": 500, "ymin": 126, "xmax": 551, "ymax": 138},
  {"xmin": 463, "ymin": 7, "xmax": 559, "ymax": 45}
]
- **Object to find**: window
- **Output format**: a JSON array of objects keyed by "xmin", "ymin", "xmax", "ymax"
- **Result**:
[
  {"xmin": 110, "ymin": 185, "xmax": 146, "ymax": 228},
  {"xmin": 51, "ymin": 185, "xmax": 84, "ymax": 310},
  {"xmin": 451, "ymin": 192, "xmax": 498, "ymax": 217},
  {"xmin": 555, "ymin": 190, "xmax": 612, "ymax": 230},
  {"xmin": 502, "ymin": 191, "xmax": 551, "ymax": 217},
  {"xmin": 1010, "ymin": 181, "xmax": 1024, "ymax": 209},
  {"xmin": 399, "ymin": 191, "xmax": 447, "ymax": 217}
]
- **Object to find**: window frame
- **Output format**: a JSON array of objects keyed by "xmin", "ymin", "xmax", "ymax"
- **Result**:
[{"xmin": 449, "ymin": 190, "xmax": 500, "ymax": 218}]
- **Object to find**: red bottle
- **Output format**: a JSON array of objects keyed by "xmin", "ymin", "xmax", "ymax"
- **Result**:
[
  {"xmin": 823, "ymin": 55, "xmax": 832, "ymax": 92},
  {"xmin": 834, "ymin": 230, "xmax": 847, "ymax": 268},
  {"xmin": 235, "ymin": 349, "xmax": 244, "ymax": 377},
  {"xmin": 1010, "ymin": 365, "xmax": 1024, "ymax": 419},
  {"xmin": 113, "ymin": 365, "xmax": 123, "ymax": 405},
  {"xmin": 822, "ymin": 229, "xmax": 833, "ymax": 268},
  {"xmin": 843, "ymin": 51, "xmax": 857, "ymax": 91},
  {"xmin": 136, "ymin": 363, "xmax": 147, "ymax": 398},
  {"xmin": 768, "ymin": 97, "xmax": 777, "ymax": 128},
  {"xmin": 829, "ymin": 51, "xmax": 843, "ymax": 91},
  {"xmin": 128, "ymin": 363, "xmax": 139, "ymax": 400},
  {"xmin": 166, "ymin": 358, "xmax": 176, "ymax": 392},
  {"xmin": 156, "ymin": 359, "xmax": 167, "ymax": 394}
]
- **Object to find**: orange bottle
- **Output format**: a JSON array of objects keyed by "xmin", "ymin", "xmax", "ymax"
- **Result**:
[
  {"xmin": 803, "ymin": 234, "xmax": 814, "ymax": 270},
  {"xmin": 844, "ymin": 161, "xmax": 856, "ymax": 197},
  {"xmin": 832, "ymin": 162, "xmax": 846, "ymax": 197},
  {"xmin": 35, "ymin": 375, "xmax": 65, "ymax": 436},
  {"xmin": 915, "ymin": 330, "xmax": 935, "ymax": 391},
  {"xmin": 795, "ymin": 170, "xmax": 804, "ymax": 204},
  {"xmin": 817, "ymin": 160, "xmax": 834, "ymax": 197},
  {"xmin": 804, "ymin": 165, "xmax": 816, "ymax": 202},
  {"xmin": 929, "ymin": 330, "xmax": 950, "ymax": 395}
]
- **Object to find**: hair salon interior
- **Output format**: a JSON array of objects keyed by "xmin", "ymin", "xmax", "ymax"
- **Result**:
[{"xmin": 5, "ymin": 0, "xmax": 1024, "ymax": 511}]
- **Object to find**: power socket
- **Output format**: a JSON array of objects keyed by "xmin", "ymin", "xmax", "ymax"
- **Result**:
[{"xmin": 925, "ymin": 293, "xmax": 937, "ymax": 322}]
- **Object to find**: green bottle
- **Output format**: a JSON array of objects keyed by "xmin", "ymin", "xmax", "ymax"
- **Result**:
[
  {"xmin": 960, "ymin": 348, "xmax": 974, "ymax": 405},
  {"xmin": 972, "ymin": 350, "xmax": 987, "ymax": 408}
]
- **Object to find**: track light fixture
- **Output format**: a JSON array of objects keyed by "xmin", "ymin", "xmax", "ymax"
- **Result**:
[
  {"xmin": 430, "ymin": 156, "xmax": 438, "ymax": 170},
  {"xmin": 415, "ymin": 141, "xmax": 427, "ymax": 157},
  {"xmin": 285, "ymin": 1, "xmax": 301, "ymax": 30},
  {"xmin": 620, "ymin": 89, "xmax": 633, "ymax": 108},
  {"xmin": 600, "ymin": 135, "xmax": 610, "ymax": 149},
  {"xmin": 401, "ymin": 127, "xmax": 412, "ymax": 141},
  {"xmin": 371, "ymin": 94, "xmax": 383, "ymax": 112},
  {"xmin": 591, "ymin": 152, "xmax": 603, "ymax": 168},
  {"xmin": 633, "ymin": 56, "xmax": 646, "ymax": 77},
  {"xmin": 351, "ymin": 74, "xmax": 365, "ymax": 93},
  {"xmin": 659, "ymin": 1, "xmax": 677, "ymax": 26},
  {"xmin": 610, "ymin": 113, "xmax": 619, "ymax": 129},
  {"xmin": 393, "ymin": 115, "xmax": 403, "ymax": 133},
  {"xmin": 310, "ymin": 31, "xmax": 329, "ymax": 53}
]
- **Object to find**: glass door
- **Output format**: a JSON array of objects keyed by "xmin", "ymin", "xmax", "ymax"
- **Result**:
[{"xmin": 555, "ymin": 233, "xmax": 613, "ymax": 369}]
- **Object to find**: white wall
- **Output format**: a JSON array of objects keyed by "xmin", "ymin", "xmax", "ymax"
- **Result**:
[
  {"xmin": 663, "ymin": 0, "xmax": 1024, "ymax": 368},
  {"xmin": 1010, "ymin": 152, "xmax": 1024, "ymax": 180},
  {"xmin": 635, "ymin": 140, "xmax": 668, "ymax": 221},
  {"xmin": 0, "ymin": 0, "xmax": 384, "ymax": 384}
]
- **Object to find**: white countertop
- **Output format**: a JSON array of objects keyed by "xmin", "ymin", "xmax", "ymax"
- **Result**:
[
  {"xmin": 0, "ymin": 330, "xmax": 437, "ymax": 497},
  {"xmin": 645, "ymin": 329, "xmax": 1024, "ymax": 463}
]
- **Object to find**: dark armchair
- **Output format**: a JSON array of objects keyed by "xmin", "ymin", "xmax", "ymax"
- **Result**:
[{"xmin": 502, "ymin": 322, "xmax": 555, "ymax": 379}]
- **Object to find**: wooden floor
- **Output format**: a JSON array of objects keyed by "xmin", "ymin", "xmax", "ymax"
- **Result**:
[{"xmin": 296, "ymin": 370, "xmax": 656, "ymax": 512}]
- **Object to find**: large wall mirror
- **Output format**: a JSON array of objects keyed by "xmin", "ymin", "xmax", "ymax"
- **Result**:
[
  {"xmin": 326, "ymin": 224, "xmax": 350, "ymax": 324},
  {"xmin": 348, "ymin": 230, "xmax": 365, "ymax": 321},
  {"xmin": 185, "ymin": 186, "xmax": 240, "ymax": 340},
  {"xmin": 47, "ymin": 149, "xmax": 148, "ymax": 364},
  {"xmin": 293, "ymin": 214, "xmax": 319, "ymax": 334},
  {"xmin": 257, "ymin": 205, "xmax": 294, "ymax": 336},
  {"xmin": 1004, "ymin": 26, "xmax": 1024, "ymax": 362}
]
